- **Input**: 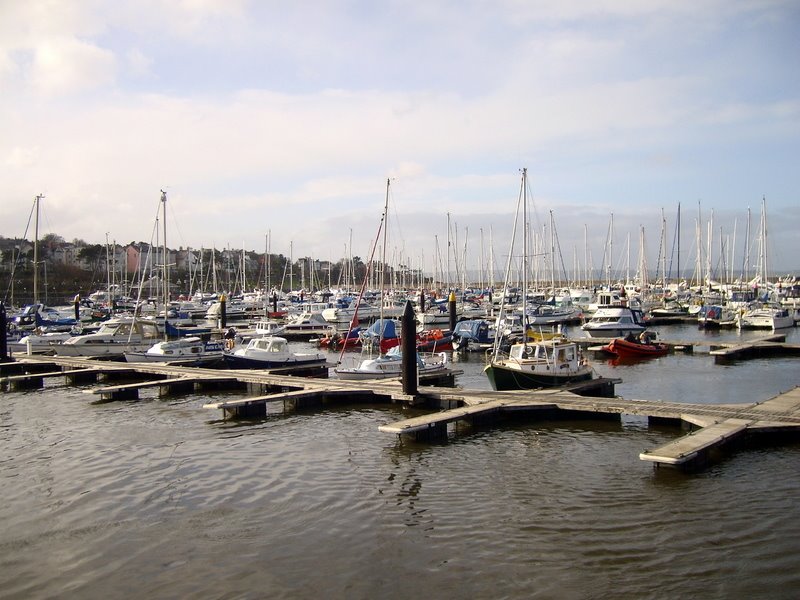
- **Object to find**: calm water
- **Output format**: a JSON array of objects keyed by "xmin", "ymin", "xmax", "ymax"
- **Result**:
[{"xmin": 1, "ymin": 325, "xmax": 799, "ymax": 599}]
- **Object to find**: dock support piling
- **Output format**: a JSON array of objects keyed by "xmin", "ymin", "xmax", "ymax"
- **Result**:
[
  {"xmin": 401, "ymin": 300, "xmax": 417, "ymax": 396},
  {"xmin": 0, "ymin": 303, "xmax": 10, "ymax": 363},
  {"xmin": 448, "ymin": 291, "xmax": 457, "ymax": 332},
  {"xmin": 66, "ymin": 370, "xmax": 99, "ymax": 385}
]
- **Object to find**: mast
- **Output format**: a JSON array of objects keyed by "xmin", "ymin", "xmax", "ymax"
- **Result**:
[
  {"xmin": 676, "ymin": 202, "xmax": 681, "ymax": 285},
  {"xmin": 584, "ymin": 224, "xmax": 588, "ymax": 288},
  {"xmin": 660, "ymin": 208, "xmax": 667, "ymax": 290},
  {"xmin": 105, "ymin": 232, "xmax": 111, "ymax": 311},
  {"xmin": 522, "ymin": 169, "xmax": 529, "ymax": 348},
  {"xmin": 549, "ymin": 210, "xmax": 555, "ymax": 297},
  {"xmin": 379, "ymin": 178, "xmax": 390, "ymax": 346},
  {"xmin": 491, "ymin": 168, "xmax": 526, "ymax": 362},
  {"xmin": 161, "ymin": 190, "xmax": 168, "ymax": 306},
  {"xmin": 160, "ymin": 190, "xmax": 168, "ymax": 337},
  {"xmin": 264, "ymin": 232, "xmax": 269, "ymax": 319},
  {"xmin": 33, "ymin": 194, "xmax": 42, "ymax": 304},
  {"xmin": 743, "ymin": 206, "xmax": 751, "ymax": 284},
  {"xmin": 489, "ymin": 226, "xmax": 495, "ymax": 292}
]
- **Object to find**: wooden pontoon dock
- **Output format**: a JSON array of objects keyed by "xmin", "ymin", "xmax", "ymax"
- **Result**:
[{"xmin": 1, "ymin": 353, "xmax": 799, "ymax": 473}]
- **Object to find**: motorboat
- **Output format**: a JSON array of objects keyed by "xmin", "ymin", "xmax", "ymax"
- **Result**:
[
  {"xmin": 736, "ymin": 303, "xmax": 794, "ymax": 330},
  {"xmin": 417, "ymin": 302, "xmax": 462, "ymax": 326},
  {"xmin": 334, "ymin": 346, "xmax": 448, "ymax": 381},
  {"xmin": 7, "ymin": 329, "xmax": 76, "ymax": 354},
  {"xmin": 696, "ymin": 305, "xmax": 736, "ymax": 329},
  {"xmin": 124, "ymin": 336, "xmax": 225, "ymax": 366},
  {"xmin": 581, "ymin": 305, "xmax": 647, "ymax": 338},
  {"xmin": 601, "ymin": 332, "xmax": 669, "ymax": 359},
  {"xmin": 321, "ymin": 299, "xmax": 380, "ymax": 324},
  {"xmin": 55, "ymin": 318, "xmax": 161, "ymax": 357},
  {"xmin": 317, "ymin": 327, "xmax": 363, "ymax": 350},
  {"xmin": 223, "ymin": 336, "xmax": 327, "ymax": 370},
  {"xmin": 283, "ymin": 311, "xmax": 334, "ymax": 332},
  {"xmin": 451, "ymin": 319, "xmax": 494, "ymax": 352},
  {"xmin": 415, "ymin": 329, "xmax": 453, "ymax": 352},
  {"xmin": 234, "ymin": 319, "xmax": 287, "ymax": 343},
  {"xmin": 521, "ymin": 300, "xmax": 582, "ymax": 326},
  {"xmin": 11, "ymin": 303, "xmax": 78, "ymax": 331},
  {"xmin": 484, "ymin": 338, "xmax": 593, "ymax": 391}
]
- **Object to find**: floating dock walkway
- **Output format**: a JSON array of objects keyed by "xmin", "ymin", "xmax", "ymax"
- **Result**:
[{"xmin": 2, "ymin": 354, "xmax": 799, "ymax": 472}]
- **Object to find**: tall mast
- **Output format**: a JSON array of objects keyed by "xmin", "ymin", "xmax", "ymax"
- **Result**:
[
  {"xmin": 660, "ymin": 208, "xmax": 667, "ymax": 289},
  {"xmin": 105, "ymin": 232, "xmax": 111, "ymax": 311},
  {"xmin": 379, "ymin": 178, "xmax": 390, "ymax": 336},
  {"xmin": 676, "ymin": 202, "xmax": 681, "ymax": 284},
  {"xmin": 522, "ymin": 169, "xmax": 529, "ymax": 345},
  {"xmin": 33, "ymin": 194, "xmax": 42, "ymax": 304},
  {"xmin": 161, "ymin": 190, "xmax": 168, "ymax": 308}
]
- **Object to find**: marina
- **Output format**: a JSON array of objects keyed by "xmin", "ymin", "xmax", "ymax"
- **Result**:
[
  {"xmin": 1, "ymin": 323, "xmax": 799, "ymax": 599},
  {"xmin": 2, "ymin": 325, "xmax": 798, "ymax": 472}
]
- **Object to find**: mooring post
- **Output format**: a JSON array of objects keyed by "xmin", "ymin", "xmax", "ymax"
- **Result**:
[
  {"xmin": 401, "ymin": 300, "xmax": 417, "ymax": 395},
  {"xmin": 419, "ymin": 289, "xmax": 426, "ymax": 314},
  {"xmin": 448, "ymin": 290, "xmax": 457, "ymax": 333},
  {"xmin": 272, "ymin": 293, "xmax": 278, "ymax": 315},
  {"xmin": 0, "ymin": 303, "xmax": 10, "ymax": 363},
  {"xmin": 220, "ymin": 294, "xmax": 227, "ymax": 329},
  {"xmin": 73, "ymin": 294, "xmax": 80, "ymax": 322}
]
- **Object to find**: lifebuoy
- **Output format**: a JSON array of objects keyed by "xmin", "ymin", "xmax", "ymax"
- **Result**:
[{"xmin": 224, "ymin": 338, "xmax": 235, "ymax": 350}]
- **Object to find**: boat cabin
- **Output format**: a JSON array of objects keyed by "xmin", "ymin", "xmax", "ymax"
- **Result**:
[
  {"xmin": 248, "ymin": 337, "xmax": 289, "ymax": 353},
  {"xmin": 509, "ymin": 341, "xmax": 577, "ymax": 364}
]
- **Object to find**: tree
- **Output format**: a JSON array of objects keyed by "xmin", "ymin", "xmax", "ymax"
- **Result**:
[
  {"xmin": 78, "ymin": 244, "xmax": 106, "ymax": 274},
  {"xmin": 40, "ymin": 233, "xmax": 65, "ymax": 256}
]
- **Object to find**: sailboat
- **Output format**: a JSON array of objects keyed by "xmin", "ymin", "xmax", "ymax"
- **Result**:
[
  {"xmin": 58, "ymin": 191, "xmax": 173, "ymax": 358},
  {"xmin": 736, "ymin": 198, "xmax": 794, "ymax": 331},
  {"xmin": 334, "ymin": 179, "xmax": 448, "ymax": 381},
  {"xmin": 484, "ymin": 169, "xmax": 593, "ymax": 391}
]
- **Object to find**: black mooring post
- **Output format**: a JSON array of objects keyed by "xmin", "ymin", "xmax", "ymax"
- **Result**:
[
  {"xmin": 448, "ymin": 291, "xmax": 457, "ymax": 333},
  {"xmin": 401, "ymin": 300, "xmax": 417, "ymax": 395},
  {"xmin": 272, "ymin": 293, "xmax": 278, "ymax": 315},
  {"xmin": 220, "ymin": 294, "xmax": 227, "ymax": 329},
  {"xmin": 0, "ymin": 303, "xmax": 10, "ymax": 363},
  {"xmin": 419, "ymin": 289, "xmax": 426, "ymax": 314}
]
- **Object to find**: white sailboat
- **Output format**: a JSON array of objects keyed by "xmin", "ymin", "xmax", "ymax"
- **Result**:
[{"xmin": 335, "ymin": 179, "xmax": 447, "ymax": 381}]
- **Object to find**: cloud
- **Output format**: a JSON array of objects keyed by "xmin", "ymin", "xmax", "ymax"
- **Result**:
[
  {"xmin": 28, "ymin": 37, "xmax": 116, "ymax": 95},
  {"xmin": 125, "ymin": 48, "xmax": 153, "ymax": 78},
  {"xmin": 0, "ymin": 0, "xmax": 797, "ymax": 273}
]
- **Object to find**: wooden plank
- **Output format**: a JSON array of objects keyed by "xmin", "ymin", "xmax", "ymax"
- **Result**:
[
  {"xmin": 1, "ymin": 368, "xmax": 105, "ymax": 383},
  {"xmin": 203, "ymin": 387, "xmax": 373, "ymax": 410},
  {"xmin": 83, "ymin": 376, "xmax": 227, "ymax": 395},
  {"xmin": 378, "ymin": 397, "xmax": 558, "ymax": 434},
  {"xmin": 749, "ymin": 387, "xmax": 800, "ymax": 416},
  {"xmin": 639, "ymin": 419, "xmax": 750, "ymax": 466}
]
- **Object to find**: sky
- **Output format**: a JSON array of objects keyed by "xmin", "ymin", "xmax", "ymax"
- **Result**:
[{"xmin": 1, "ymin": 0, "xmax": 799, "ymax": 283}]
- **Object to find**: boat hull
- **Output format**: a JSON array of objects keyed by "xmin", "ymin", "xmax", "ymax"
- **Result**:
[
  {"xmin": 223, "ymin": 354, "xmax": 327, "ymax": 370},
  {"xmin": 603, "ymin": 338, "xmax": 668, "ymax": 358},
  {"xmin": 582, "ymin": 326, "xmax": 645, "ymax": 338},
  {"xmin": 484, "ymin": 363, "xmax": 593, "ymax": 391}
]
